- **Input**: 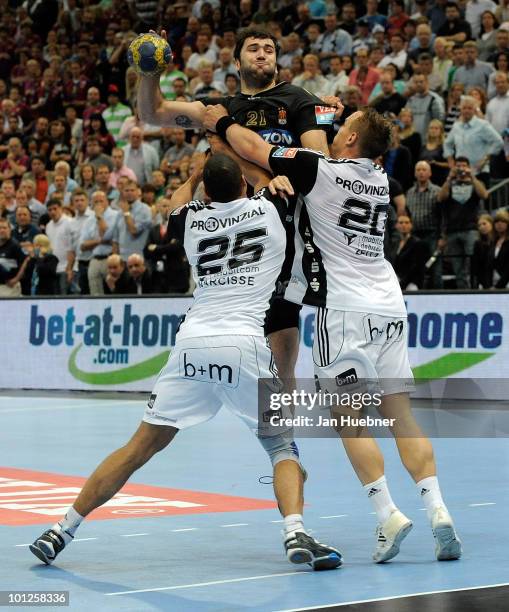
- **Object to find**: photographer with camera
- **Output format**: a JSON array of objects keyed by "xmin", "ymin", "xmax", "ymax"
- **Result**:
[{"xmin": 437, "ymin": 156, "xmax": 489, "ymax": 288}]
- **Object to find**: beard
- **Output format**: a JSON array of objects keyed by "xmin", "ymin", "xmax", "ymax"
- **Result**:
[{"xmin": 239, "ymin": 64, "xmax": 276, "ymax": 90}]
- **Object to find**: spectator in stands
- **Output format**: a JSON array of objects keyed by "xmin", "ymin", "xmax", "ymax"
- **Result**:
[
  {"xmin": 186, "ymin": 32, "xmax": 217, "ymax": 77},
  {"xmin": 324, "ymin": 55, "xmax": 349, "ymax": 96},
  {"xmin": 387, "ymin": 0, "xmax": 409, "ymax": 37},
  {"xmin": 112, "ymin": 179, "xmax": 152, "ymax": 260},
  {"xmin": 471, "ymin": 213, "xmax": 495, "ymax": 288},
  {"xmin": 123, "ymin": 127, "xmax": 159, "ymax": 187},
  {"xmin": 315, "ymin": 11, "xmax": 353, "ymax": 73},
  {"xmin": 2, "ymin": 179, "xmax": 17, "ymax": 223},
  {"xmin": 420, "ymin": 119, "xmax": 449, "ymax": 185},
  {"xmin": 83, "ymin": 114, "xmax": 116, "ymax": 157},
  {"xmin": 0, "ymin": 137, "xmax": 29, "ymax": 186},
  {"xmin": 466, "ymin": 0, "xmax": 497, "ymax": 40},
  {"xmin": 478, "ymin": 10, "xmax": 499, "ymax": 61},
  {"xmin": 77, "ymin": 164, "xmax": 96, "ymax": 200},
  {"xmin": 144, "ymin": 197, "xmax": 190, "ymax": 294},
  {"xmin": 378, "ymin": 33, "xmax": 408, "ymax": 72},
  {"xmin": 437, "ymin": 1, "xmax": 472, "ymax": 42},
  {"xmin": 151, "ymin": 170, "xmax": 166, "ymax": 199},
  {"xmin": 488, "ymin": 51, "xmax": 509, "ymax": 98},
  {"xmin": 63, "ymin": 60, "xmax": 89, "ymax": 112},
  {"xmin": 160, "ymin": 57, "xmax": 188, "ymax": 100},
  {"xmin": 453, "ymin": 41, "xmax": 494, "ymax": 92},
  {"xmin": 467, "ymin": 85, "xmax": 488, "ymax": 117},
  {"xmin": 109, "ymin": 147, "xmax": 137, "ymax": 189},
  {"xmin": 486, "ymin": 72, "xmax": 509, "ymax": 178},
  {"xmin": 406, "ymin": 73, "xmax": 445, "ymax": 141},
  {"xmin": 438, "ymin": 156, "xmax": 489, "ymax": 288},
  {"xmin": 124, "ymin": 253, "xmax": 156, "ymax": 294},
  {"xmin": 444, "ymin": 81, "xmax": 464, "ymax": 133},
  {"xmin": 348, "ymin": 47, "xmax": 379, "ymax": 104},
  {"xmin": 432, "ymin": 37, "xmax": 452, "ymax": 92},
  {"xmin": 69, "ymin": 189, "xmax": 93, "ymax": 294},
  {"xmin": 364, "ymin": 0, "xmax": 387, "ymax": 31},
  {"xmin": 104, "ymin": 253, "xmax": 131, "ymax": 294},
  {"xmin": 94, "ymin": 165, "xmax": 119, "ymax": 205},
  {"xmin": 370, "ymin": 70, "xmax": 407, "ymax": 116},
  {"xmin": 192, "ymin": 61, "xmax": 226, "ymax": 100},
  {"xmin": 80, "ymin": 190, "xmax": 119, "ymax": 296},
  {"xmin": 0, "ymin": 217, "xmax": 29, "ymax": 296},
  {"xmin": 82, "ymin": 87, "xmax": 107, "ymax": 131},
  {"xmin": 406, "ymin": 161, "xmax": 444, "ymax": 288},
  {"xmin": 279, "ymin": 32, "xmax": 303, "ymax": 69},
  {"xmin": 82, "ymin": 137, "xmax": 114, "ymax": 172},
  {"xmin": 46, "ymin": 160, "xmax": 78, "ymax": 202},
  {"xmin": 392, "ymin": 215, "xmax": 429, "ymax": 290},
  {"xmin": 292, "ymin": 54, "xmax": 328, "ymax": 96},
  {"xmin": 23, "ymin": 233, "xmax": 59, "ymax": 296},
  {"xmin": 102, "ymin": 84, "xmax": 132, "ymax": 148},
  {"xmin": 408, "ymin": 24, "xmax": 435, "ymax": 70},
  {"xmin": 398, "ymin": 107, "xmax": 423, "ymax": 168},
  {"xmin": 488, "ymin": 27, "xmax": 509, "ymax": 64},
  {"xmin": 13, "ymin": 206, "xmax": 38, "ymax": 250},
  {"xmin": 444, "ymin": 95, "xmax": 504, "ymax": 179},
  {"xmin": 44, "ymin": 198, "xmax": 75, "ymax": 294},
  {"xmin": 490, "ymin": 210, "xmax": 509, "ymax": 288},
  {"xmin": 383, "ymin": 122, "xmax": 413, "ymax": 192},
  {"xmin": 19, "ymin": 179, "xmax": 46, "ymax": 225}
]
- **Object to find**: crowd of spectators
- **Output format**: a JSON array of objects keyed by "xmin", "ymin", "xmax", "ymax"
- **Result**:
[{"xmin": 1, "ymin": 0, "xmax": 509, "ymax": 297}]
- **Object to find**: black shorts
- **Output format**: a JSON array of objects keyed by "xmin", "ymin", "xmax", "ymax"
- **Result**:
[{"xmin": 264, "ymin": 298, "xmax": 302, "ymax": 335}]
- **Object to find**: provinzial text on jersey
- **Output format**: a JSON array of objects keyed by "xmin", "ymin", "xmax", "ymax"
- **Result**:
[
  {"xmin": 190, "ymin": 207, "xmax": 266, "ymax": 232},
  {"xmin": 335, "ymin": 177, "xmax": 389, "ymax": 197}
]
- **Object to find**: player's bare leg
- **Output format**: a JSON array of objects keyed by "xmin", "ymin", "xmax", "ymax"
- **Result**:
[
  {"xmin": 274, "ymin": 459, "xmax": 304, "ymax": 516},
  {"xmin": 378, "ymin": 393, "xmax": 461, "ymax": 560},
  {"xmin": 269, "ymin": 327, "xmax": 299, "ymax": 391},
  {"xmin": 30, "ymin": 423, "xmax": 177, "ymax": 564}
]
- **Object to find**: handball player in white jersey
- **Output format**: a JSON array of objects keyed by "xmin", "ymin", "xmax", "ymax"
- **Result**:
[
  {"xmin": 29, "ymin": 154, "xmax": 341, "ymax": 571},
  {"xmin": 204, "ymin": 106, "xmax": 462, "ymax": 563}
]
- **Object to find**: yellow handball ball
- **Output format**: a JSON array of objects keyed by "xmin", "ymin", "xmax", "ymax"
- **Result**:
[{"xmin": 127, "ymin": 33, "xmax": 172, "ymax": 76}]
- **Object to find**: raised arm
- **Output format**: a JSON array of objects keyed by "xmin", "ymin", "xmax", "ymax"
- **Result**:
[{"xmin": 137, "ymin": 75, "xmax": 205, "ymax": 128}]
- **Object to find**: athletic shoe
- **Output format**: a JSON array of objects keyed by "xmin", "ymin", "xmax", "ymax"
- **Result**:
[
  {"xmin": 29, "ymin": 528, "xmax": 72, "ymax": 565},
  {"xmin": 431, "ymin": 506, "xmax": 462, "ymax": 561},
  {"xmin": 284, "ymin": 531, "xmax": 342, "ymax": 570},
  {"xmin": 373, "ymin": 510, "xmax": 413, "ymax": 563}
]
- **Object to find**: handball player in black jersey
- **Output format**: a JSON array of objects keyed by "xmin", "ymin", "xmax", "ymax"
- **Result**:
[{"xmin": 138, "ymin": 27, "xmax": 339, "ymax": 385}]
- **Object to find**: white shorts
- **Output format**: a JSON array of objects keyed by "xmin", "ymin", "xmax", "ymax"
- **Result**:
[
  {"xmin": 144, "ymin": 334, "xmax": 280, "ymax": 430},
  {"xmin": 313, "ymin": 308, "xmax": 414, "ymax": 397}
]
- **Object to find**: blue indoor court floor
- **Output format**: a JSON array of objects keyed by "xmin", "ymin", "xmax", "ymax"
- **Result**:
[{"xmin": 0, "ymin": 394, "xmax": 508, "ymax": 612}]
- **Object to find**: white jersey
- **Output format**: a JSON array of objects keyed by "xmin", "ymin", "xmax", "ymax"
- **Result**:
[
  {"xmin": 168, "ymin": 188, "xmax": 287, "ymax": 339},
  {"xmin": 268, "ymin": 147, "xmax": 406, "ymax": 317}
]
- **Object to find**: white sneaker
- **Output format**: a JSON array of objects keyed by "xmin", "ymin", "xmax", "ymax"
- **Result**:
[
  {"xmin": 431, "ymin": 506, "xmax": 462, "ymax": 561},
  {"xmin": 373, "ymin": 510, "xmax": 413, "ymax": 563}
]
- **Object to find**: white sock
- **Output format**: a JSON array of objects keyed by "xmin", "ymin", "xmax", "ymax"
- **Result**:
[
  {"xmin": 364, "ymin": 476, "xmax": 397, "ymax": 524},
  {"xmin": 417, "ymin": 476, "xmax": 446, "ymax": 520},
  {"xmin": 283, "ymin": 513, "xmax": 306, "ymax": 540},
  {"xmin": 54, "ymin": 506, "xmax": 84, "ymax": 539}
]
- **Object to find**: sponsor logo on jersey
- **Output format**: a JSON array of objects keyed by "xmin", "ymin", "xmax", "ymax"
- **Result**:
[
  {"xmin": 335, "ymin": 176, "xmax": 389, "ymax": 197},
  {"xmin": 147, "ymin": 393, "xmax": 157, "ymax": 409},
  {"xmin": 315, "ymin": 105, "xmax": 336, "ymax": 124},
  {"xmin": 344, "ymin": 232, "xmax": 356, "ymax": 246},
  {"xmin": 258, "ymin": 129, "xmax": 295, "ymax": 145},
  {"xmin": 278, "ymin": 107, "xmax": 287, "ymax": 125},
  {"xmin": 190, "ymin": 207, "xmax": 266, "ymax": 232},
  {"xmin": 335, "ymin": 368, "xmax": 358, "ymax": 386},
  {"xmin": 272, "ymin": 147, "xmax": 298, "ymax": 158}
]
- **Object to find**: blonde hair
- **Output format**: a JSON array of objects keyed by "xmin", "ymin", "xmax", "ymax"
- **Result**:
[{"xmin": 427, "ymin": 119, "xmax": 445, "ymax": 144}]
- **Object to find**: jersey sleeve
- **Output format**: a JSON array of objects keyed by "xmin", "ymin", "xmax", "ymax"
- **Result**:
[
  {"xmin": 268, "ymin": 147, "xmax": 320, "ymax": 196},
  {"xmin": 253, "ymin": 186, "xmax": 290, "ymax": 223},
  {"xmin": 289, "ymin": 86, "xmax": 336, "ymax": 137},
  {"xmin": 201, "ymin": 96, "xmax": 231, "ymax": 109},
  {"xmin": 167, "ymin": 205, "xmax": 190, "ymax": 244}
]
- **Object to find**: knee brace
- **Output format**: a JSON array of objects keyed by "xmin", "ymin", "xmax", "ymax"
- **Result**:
[{"xmin": 257, "ymin": 430, "xmax": 307, "ymax": 481}]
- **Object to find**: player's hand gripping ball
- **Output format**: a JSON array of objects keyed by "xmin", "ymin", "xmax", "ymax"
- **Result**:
[{"xmin": 127, "ymin": 33, "xmax": 172, "ymax": 76}]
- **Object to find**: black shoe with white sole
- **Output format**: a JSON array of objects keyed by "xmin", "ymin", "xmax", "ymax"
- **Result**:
[
  {"xmin": 30, "ymin": 528, "xmax": 71, "ymax": 565},
  {"xmin": 285, "ymin": 531, "xmax": 342, "ymax": 571}
]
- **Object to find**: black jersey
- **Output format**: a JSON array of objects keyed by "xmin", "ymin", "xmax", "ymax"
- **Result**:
[{"xmin": 202, "ymin": 81, "xmax": 335, "ymax": 148}]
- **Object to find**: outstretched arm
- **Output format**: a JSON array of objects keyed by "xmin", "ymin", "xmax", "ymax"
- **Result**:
[
  {"xmin": 137, "ymin": 76, "xmax": 205, "ymax": 128},
  {"xmin": 204, "ymin": 105, "xmax": 273, "ymax": 170}
]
